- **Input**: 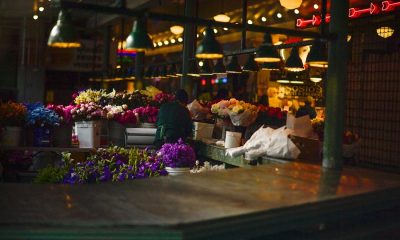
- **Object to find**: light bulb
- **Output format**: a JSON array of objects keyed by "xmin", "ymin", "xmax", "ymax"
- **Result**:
[
  {"xmin": 277, "ymin": 13, "xmax": 283, "ymax": 18},
  {"xmin": 294, "ymin": 9, "xmax": 300, "ymax": 14},
  {"xmin": 39, "ymin": 7, "xmax": 44, "ymax": 12},
  {"xmin": 178, "ymin": 37, "xmax": 183, "ymax": 42},
  {"xmin": 247, "ymin": 20, "xmax": 253, "ymax": 24},
  {"xmin": 33, "ymin": 15, "xmax": 38, "ymax": 20},
  {"xmin": 261, "ymin": 16, "xmax": 267, "ymax": 22}
]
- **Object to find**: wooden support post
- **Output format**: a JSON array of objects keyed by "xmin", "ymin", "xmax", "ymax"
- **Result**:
[
  {"xmin": 180, "ymin": 0, "xmax": 197, "ymax": 98},
  {"xmin": 323, "ymin": 0, "xmax": 349, "ymax": 170},
  {"xmin": 135, "ymin": 52, "xmax": 144, "ymax": 90}
]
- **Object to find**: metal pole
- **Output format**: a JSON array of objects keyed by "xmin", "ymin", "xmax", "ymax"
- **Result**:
[
  {"xmin": 181, "ymin": 0, "xmax": 196, "ymax": 97},
  {"xmin": 135, "ymin": 52, "xmax": 144, "ymax": 90},
  {"xmin": 241, "ymin": 0, "xmax": 247, "ymax": 50},
  {"xmin": 322, "ymin": 0, "xmax": 349, "ymax": 170}
]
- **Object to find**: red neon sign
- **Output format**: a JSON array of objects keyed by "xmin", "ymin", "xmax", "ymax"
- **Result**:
[
  {"xmin": 382, "ymin": 1, "xmax": 400, "ymax": 11},
  {"xmin": 296, "ymin": 1, "xmax": 398, "ymax": 28}
]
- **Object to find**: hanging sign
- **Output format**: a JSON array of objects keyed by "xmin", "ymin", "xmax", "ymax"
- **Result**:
[{"xmin": 296, "ymin": 1, "xmax": 399, "ymax": 28}]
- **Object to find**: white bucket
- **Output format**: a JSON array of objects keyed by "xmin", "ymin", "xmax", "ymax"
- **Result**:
[
  {"xmin": 1, "ymin": 126, "xmax": 22, "ymax": 147},
  {"xmin": 193, "ymin": 122, "xmax": 214, "ymax": 140},
  {"xmin": 224, "ymin": 131, "xmax": 242, "ymax": 148},
  {"xmin": 75, "ymin": 121, "xmax": 101, "ymax": 148}
]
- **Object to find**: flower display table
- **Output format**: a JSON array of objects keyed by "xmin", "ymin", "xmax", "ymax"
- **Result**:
[{"xmin": 1, "ymin": 162, "xmax": 400, "ymax": 239}]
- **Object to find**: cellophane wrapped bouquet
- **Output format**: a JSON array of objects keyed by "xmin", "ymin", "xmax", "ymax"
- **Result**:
[
  {"xmin": 188, "ymin": 100, "xmax": 210, "ymax": 121},
  {"xmin": 226, "ymin": 99, "xmax": 258, "ymax": 127}
]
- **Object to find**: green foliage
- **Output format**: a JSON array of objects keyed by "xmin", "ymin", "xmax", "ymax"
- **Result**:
[{"xmin": 35, "ymin": 166, "xmax": 68, "ymax": 183}]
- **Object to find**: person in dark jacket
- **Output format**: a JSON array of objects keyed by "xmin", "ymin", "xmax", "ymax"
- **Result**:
[
  {"xmin": 296, "ymin": 96, "xmax": 317, "ymax": 119},
  {"xmin": 154, "ymin": 89, "xmax": 193, "ymax": 148}
]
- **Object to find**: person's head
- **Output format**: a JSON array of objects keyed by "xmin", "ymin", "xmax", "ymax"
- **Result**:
[{"xmin": 175, "ymin": 89, "xmax": 189, "ymax": 105}]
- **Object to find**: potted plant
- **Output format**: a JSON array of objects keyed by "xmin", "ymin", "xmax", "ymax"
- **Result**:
[
  {"xmin": 104, "ymin": 105, "xmax": 137, "ymax": 146},
  {"xmin": 132, "ymin": 106, "xmax": 159, "ymax": 128},
  {"xmin": 25, "ymin": 103, "xmax": 60, "ymax": 147},
  {"xmin": 158, "ymin": 139, "xmax": 196, "ymax": 176},
  {"xmin": 71, "ymin": 102, "xmax": 105, "ymax": 148},
  {"xmin": 46, "ymin": 104, "xmax": 74, "ymax": 147},
  {"xmin": 0, "ymin": 102, "xmax": 27, "ymax": 146}
]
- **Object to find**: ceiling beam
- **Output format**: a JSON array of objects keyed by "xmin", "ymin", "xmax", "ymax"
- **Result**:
[{"xmin": 58, "ymin": 0, "xmax": 323, "ymax": 38}]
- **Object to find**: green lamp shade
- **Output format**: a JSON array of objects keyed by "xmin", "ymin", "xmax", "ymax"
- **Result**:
[
  {"xmin": 306, "ymin": 39, "xmax": 328, "ymax": 68},
  {"xmin": 196, "ymin": 27, "xmax": 224, "ymax": 59},
  {"xmin": 125, "ymin": 20, "xmax": 153, "ymax": 52},
  {"xmin": 285, "ymin": 47, "xmax": 305, "ymax": 72},
  {"xmin": 226, "ymin": 55, "xmax": 242, "ymax": 73},
  {"xmin": 254, "ymin": 33, "xmax": 281, "ymax": 62},
  {"xmin": 212, "ymin": 58, "xmax": 226, "ymax": 74},
  {"xmin": 47, "ymin": 10, "xmax": 80, "ymax": 48},
  {"xmin": 243, "ymin": 54, "xmax": 259, "ymax": 72},
  {"xmin": 261, "ymin": 62, "xmax": 281, "ymax": 70},
  {"xmin": 166, "ymin": 64, "xmax": 178, "ymax": 77},
  {"xmin": 200, "ymin": 60, "xmax": 213, "ymax": 75}
]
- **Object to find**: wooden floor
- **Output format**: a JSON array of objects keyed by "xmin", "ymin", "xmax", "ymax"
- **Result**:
[{"xmin": 1, "ymin": 162, "xmax": 400, "ymax": 239}]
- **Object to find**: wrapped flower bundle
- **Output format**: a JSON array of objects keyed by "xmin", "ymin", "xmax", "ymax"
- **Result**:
[
  {"xmin": 158, "ymin": 139, "xmax": 196, "ymax": 168},
  {"xmin": 24, "ymin": 103, "xmax": 60, "ymax": 127},
  {"xmin": 153, "ymin": 92, "xmax": 175, "ymax": 107},
  {"xmin": 104, "ymin": 105, "xmax": 137, "ymax": 125},
  {"xmin": 46, "ymin": 104, "xmax": 74, "ymax": 125},
  {"xmin": 73, "ymin": 89, "xmax": 108, "ymax": 105},
  {"xmin": 0, "ymin": 102, "xmax": 27, "ymax": 127},
  {"xmin": 211, "ymin": 99, "xmax": 232, "ymax": 119},
  {"xmin": 109, "ymin": 91, "xmax": 152, "ymax": 109}
]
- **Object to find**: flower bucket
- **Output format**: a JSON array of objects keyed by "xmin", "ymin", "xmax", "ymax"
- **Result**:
[
  {"xmin": 33, "ymin": 127, "xmax": 52, "ymax": 147},
  {"xmin": 53, "ymin": 124, "xmax": 72, "ymax": 147},
  {"xmin": 75, "ymin": 121, "xmax": 101, "ymax": 148},
  {"xmin": 165, "ymin": 167, "xmax": 190, "ymax": 176},
  {"xmin": 1, "ymin": 126, "xmax": 22, "ymax": 147},
  {"xmin": 193, "ymin": 122, "xmax": 214, "ymax": 140},
  {"xmin": 108, "ymin": 121, "xmax": 126, "ymax": 147},
  {"xmin": 224, "ymin": 131, "xmax": 242, "ymax": 148}
]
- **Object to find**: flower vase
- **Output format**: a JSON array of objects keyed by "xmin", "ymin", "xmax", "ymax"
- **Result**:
[
  {"xmin": 75, "ymin": 121, "xmax": 101, "ymax": 148},
  {"xmin": 33, "ymin": 127, "xmax": 52, "ymax": 147},
  {"xmin": 1, "ymin": 126, "xmax": 22, "ymax": 147},
  {"xmin": 52, "ymin": 124, "xmax": 73, "ymax": 147},
  {"xmin": 165, "ymin": 167, "xmax": 190, "ymax": 176}
]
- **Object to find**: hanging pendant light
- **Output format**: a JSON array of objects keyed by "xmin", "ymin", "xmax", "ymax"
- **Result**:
[
  {"xmin": 261, "ymin": 62, "xmax": 281, "ymax": 70},
  {"xmin": 170, "ymin": 25, "xmax": 184, "ymax": 35},
  {"xmin": 48, "ymin": 10, "xmax": 81, "ymax": 48},
  {"xmin": 166, "ymin": 64, "xmax": 178, "ymax": 77},
  {"xmin": 125, "ymin": 19, "xmax": 153, "ymax": 52},
  {"xmin": 199, "ymin": 60, "xmax": 213, "ymax": 75},
  {"xmin": 243, "ymin": 54, "xmax": 259, "ymax": 72},
  {"xmin": 254, "ymin": 33, "xmax": 281, "ymax": 63},
  {"xmin": 279, "ymin": 0, "xmax": 302, "ymax": 10},
  {"xmin": 213, "ymin": 58, "xmax": 226, "ymax": 74},
  {"xmin": 285, "ymin": 47, "xmax": 305, "ymax": 72},
  {"xmin": 213, "ymin": 13, "xmax": 230, "ymax": 22},
  {"xmin": 306, "ymin": 39, "xmax": 328, "ymax": 68},
  {"xmin": 226, "ymin": 56, "xmax": 242, "ymax": 73},
  {"xmin": 196, "ymin": 27, "xmax": 224, "ymax": 59}
]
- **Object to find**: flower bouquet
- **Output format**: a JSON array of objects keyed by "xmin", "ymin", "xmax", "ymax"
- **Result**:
[
  {"xmin": 46, "ymin": 104, "xmax": 74, "ymax": 147},
  {"xmin": 35, "ymin": 147, "xmax": 167, "ymax": 184},
  {"xmin": 152, "ymin": 92, "xmax": 175, "ymax": 107},
  {"xmin": 73, "ymin": 89, "xmax": 109, "ymax": 105},
  {"xmin": 109, "ymin": 91, "xmax": 152, "ymax": 109},
  {"xmin": 141, "ymin": 86, "xmax": 162, "ymax": 99},
  {"xmin": 264, "ymin": 107, "xmax": 287, "ymax": 127},
  {"xmin": 227, "ymin": 99, "xmax": 259, "ymax": 127},
  {"xmin": 104, "ymin": 105, "xmax": 137, "ymax": 146},
  {"xmin": 0, "ymin": 102, "xmax": 27, "ymax": 146},
  {"xmin": 158, "ymin": 139, "xmax": 196, "ymax": 175},
  {"xmin": 132, "ymin": 106, "xmax": 159, "ymax": 124},
  {"xmin": 187, "ymin": 99, "xmax": 210, "ymax": 121},
  {"xmin": 71, "ymin": 102, "xmax": 105, "ymax": 148},
  {"xmin": 25, "ymin": 103, "xmax": 61, "ymax": 147}
]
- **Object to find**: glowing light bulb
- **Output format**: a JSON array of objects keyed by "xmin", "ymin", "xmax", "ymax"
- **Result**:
[
  {"xmin": 163, "ymin": 40, "xmax": 169, "ymax": 45},
  {"xmin": 178, "ymin": 37, "xmax": 183, "ymax": 42},
  {"xmin": 314, "ymin": 4, "xmax": 319, "ymax": 9},
  {"xmin": 39, "ymin": 7, "xmax": 44, "ymax": 12},
  {"xmin": 247, "ymin": 19, "xmax": 253, "ymax": 24},
  {"xmin": 294, "ymin": 9, "xmax": 299, "ymax": 14},
  {"xmin": 214, "ymin": 29, "xmax": 218, "ymax": 33},
  {"xmin": 157, "ymin": 42, "xmax": 163, "ymax": 46},
  {"xmin": 261, "ymin": 16, "xmax": 267, "ymax": 22},
  {"xmin": 170, "ymin": 38, "xmax": 176, "ymax": 44},
  {"xmin": 277, "ymin": 13, "xmax": 283, "ymax": 18},
  {"xmin": 198, "ymin": 61, "xmax": 204, "ymax": 67},
  {"xmin": 33, "ymin": 15, "xmax": 38, "ymax": 20},
  {"xmin": 223, "ymin": 27, "xmax": 229, "ymax": 31}
]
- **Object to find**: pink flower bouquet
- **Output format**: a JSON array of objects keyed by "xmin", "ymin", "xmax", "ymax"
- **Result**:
[
  {"xmin": 71, "ymin": 102, "xmax": 105, "ymax": 121},
  {"xmin": 132, "ymin": 106, "xmax": 159, "ymax": 123}
]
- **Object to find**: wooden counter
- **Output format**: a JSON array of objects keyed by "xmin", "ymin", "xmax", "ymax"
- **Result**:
[{"xmin": 1, "ymin": 162, "xmax": 400, "ymax": 239}]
